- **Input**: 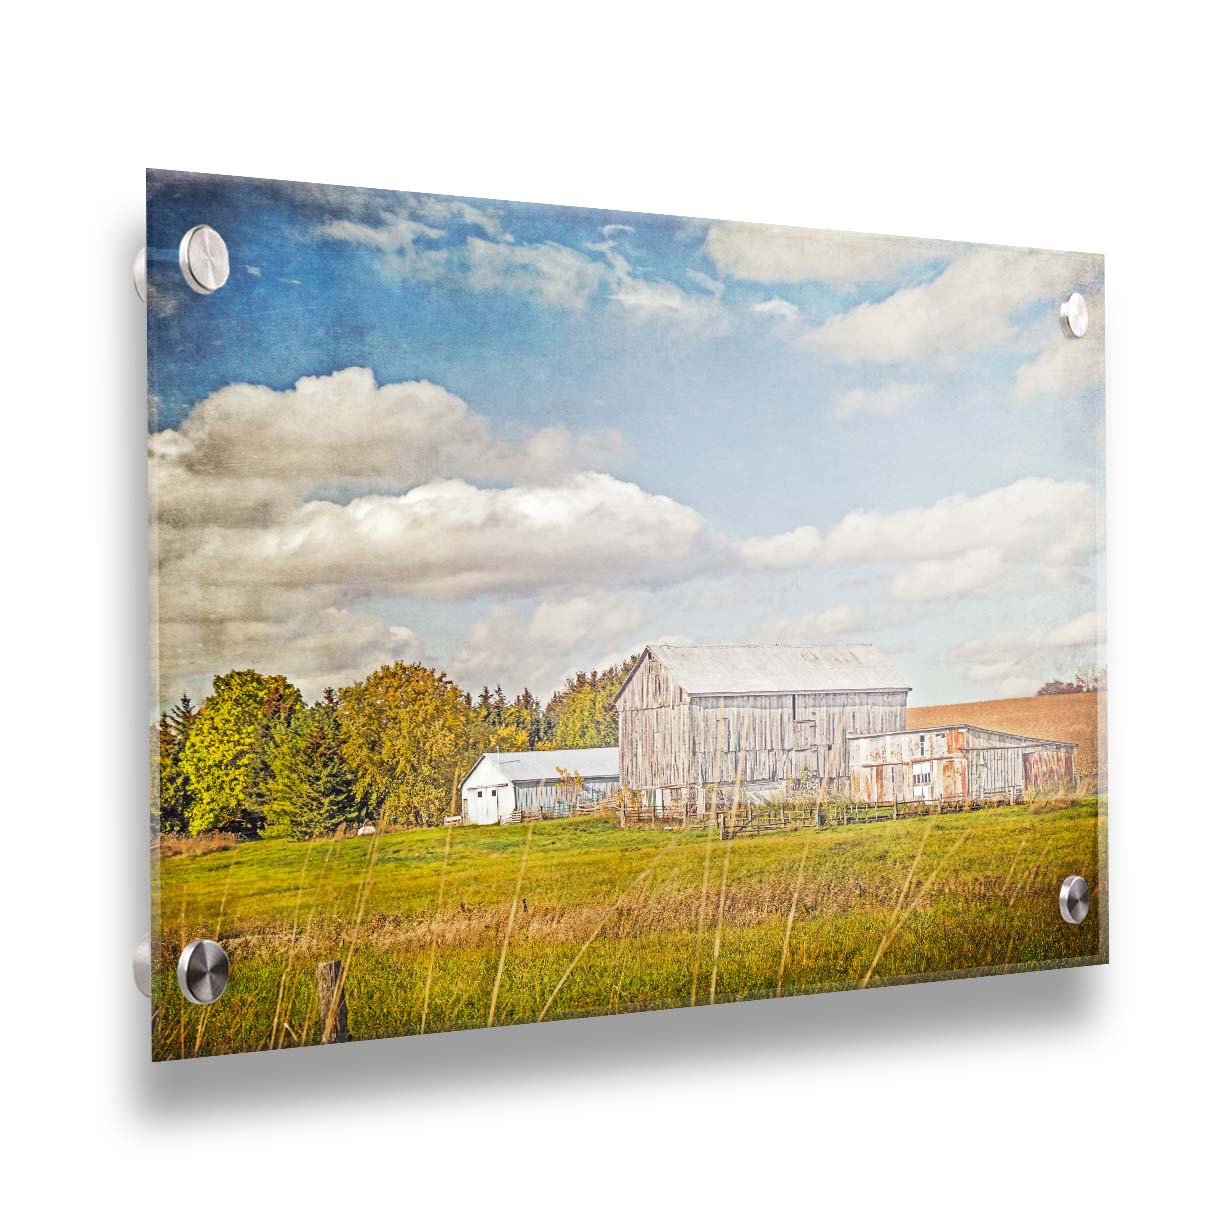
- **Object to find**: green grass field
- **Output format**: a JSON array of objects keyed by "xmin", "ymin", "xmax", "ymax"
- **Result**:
[{"xmin": 151, "ymin": 798, "xmax": 1106, "ymax": 1059}]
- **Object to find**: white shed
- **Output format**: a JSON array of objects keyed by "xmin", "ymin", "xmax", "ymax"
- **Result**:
[{"xmin": 460, "ymin": 747, "xmax": 620, "ymax": 825}]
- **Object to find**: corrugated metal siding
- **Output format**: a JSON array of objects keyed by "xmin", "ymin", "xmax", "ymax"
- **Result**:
[{"xmin": 512, "ymin": 776, "xmax": 620, "ymax": 812}]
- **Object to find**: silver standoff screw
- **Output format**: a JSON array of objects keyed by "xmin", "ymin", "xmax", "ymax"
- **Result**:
[
  {"xmin": 133, "ymin": 248, "xmax": 147, "ymax": 302},
  {"xmin": 179, "ymin": 225, "xmax": 230, "ymax": 295},
  {"xmin": 176, "ymin": 939, "xmax": 230, "ymax": 1005},
  {"xmin": 1060, "ymin": 290, "xmax": 1088, "ymax": 339},
  {"xmin": 1059, "ymin": 875, "xmax": 1092, "ymax": 925},
  {"xmin": 133, "ymin": 935, "xmax": 151, "ymax": 997}
]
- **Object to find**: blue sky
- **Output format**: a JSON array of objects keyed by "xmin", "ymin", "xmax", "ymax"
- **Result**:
[{"xmin": 148, "ymin": 170, "xmax": 1105, "ymax": 708}]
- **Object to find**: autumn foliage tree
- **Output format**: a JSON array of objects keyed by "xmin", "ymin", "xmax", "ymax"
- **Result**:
[
  {"xmin": 180, "ymin": 670, "xmax": 304, "ymax": 837},
  {"xmin": 159, "ymin": 653, "xmax": 637, "ymax": 836},
  {"xmin": 338, "ymin": 662, "xmax": 490, "ymax": 827}
]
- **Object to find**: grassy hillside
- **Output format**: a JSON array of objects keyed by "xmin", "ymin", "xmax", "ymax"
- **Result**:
[
  {"xmin": 152, "ymin": 799, "xmax": 1105, "ymax": 1059},
  {"xmin": 909, "ymin": 691, "xmax": 1104, "ymax": 780}
]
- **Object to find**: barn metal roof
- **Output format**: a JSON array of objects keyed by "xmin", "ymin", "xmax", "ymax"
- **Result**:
[
  {"xmin": 848, "ymin": 724, "xmax": 1077, "ymax": 749},
  {"xmin": 618, "ymin": 643, "xmax": 909, "ymax": 700},
  {"xmin": 462, "ymin": 747, "xmax": 619, "ymax": 788}
]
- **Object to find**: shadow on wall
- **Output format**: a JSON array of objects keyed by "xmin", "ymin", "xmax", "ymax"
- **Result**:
[{"xmin": 126, "ymin": 962, "xmax": 1103, "ymax": 1119}]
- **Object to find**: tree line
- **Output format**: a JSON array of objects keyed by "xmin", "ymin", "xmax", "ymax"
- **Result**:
[
  {"xmin": 154, "ymin": 657, "xmax": 636, "ymax": 840},
  {"xmin": 1037, "ymin": 662, "xmax": 1107, "ymax": 696}
]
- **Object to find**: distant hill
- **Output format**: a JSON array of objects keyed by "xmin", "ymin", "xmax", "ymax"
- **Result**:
[{"xmin": 908, "ymin": 691, "xmax": 1104, "ymax": 780}]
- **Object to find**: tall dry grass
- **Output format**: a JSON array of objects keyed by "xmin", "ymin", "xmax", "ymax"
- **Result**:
[{"xmin": 151, "ymin": 797, "xmax": 1105, "ymax": 1060}]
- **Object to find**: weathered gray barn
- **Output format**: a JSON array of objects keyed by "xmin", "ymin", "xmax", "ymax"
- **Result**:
[
  {"xmin": 613, "ymin": 644, "xmax": 910, "ymax": 805},
  {"xmin": 847, "ymin": 725, "xmax": 1076, "ymax": 804}
]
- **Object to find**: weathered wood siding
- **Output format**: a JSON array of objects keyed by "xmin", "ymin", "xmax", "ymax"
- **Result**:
[
  {"xmin": 847, "ymin": 725, "xmax": 1075, "ymax": 801},
  {"xmin": 617, "ymin": 658, "xmax": 907, "ymax": 794}
]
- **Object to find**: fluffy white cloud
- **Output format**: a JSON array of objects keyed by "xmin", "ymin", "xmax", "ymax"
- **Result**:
[
  {"xmin": 1045, "ymin": 609, "xmax": 1100, "ymax": 648},
  {"xmin": 207, "ymin": 474, "xmax": 723, "ymax": 602},
  {"xmin": 750, "ymin": 297, "xmax": 800, "ymax": 321},
  {"xmin": 159, "ymin": 608, "xmax": 420, "ymax": 702},
  {"xmin": 822, "ymin": 477, "xmax": 1097, "ymax": 569},
  {"xmin": 154, "ymin": 367, "xmax": 1102, "ymax": 702},
  {"xmin": 756, "ymin": 603, "xmax": 895, "ymax": 644},
  {"xmin": 738, "ymin": 525, "xmax": 824, "ymax": 571},
  {"xmin": 948, "ymin": 611, "xmax": 1104, "ymax": 696},
  {"xmin": 835, "ymin": 381, "xmax": 925, "ymax": 419},
  {"xmin": 739, "ymin": 477, "xmax": 1099, "ymax": 601},
  {"xmin": 705, "ymin": 222, "xmax": 952, "ymax": 287},
  {"xmin": 151, "ymin": 371, "xmax": 658, "ymax": 698},
  {"xmin": 806, "ymin": 247, "xmax": 1103, "ymax": 367},
  {"xmin": 151, "ymin": 368, "xmax": 623, "ymax": 539},
  {"xmin": 451, "ymin": 596, "xmax": 649, "ymax": 696},
  {"xmin": 889, "ymin": 547, "xmax": 1009, "ymax": 601},
  {"xmin": 1014, "ymin": 291, "xmax": 1105, "ymax": 404}
]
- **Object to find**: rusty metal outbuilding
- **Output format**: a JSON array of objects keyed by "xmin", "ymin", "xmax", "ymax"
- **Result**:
[{"xmin": 847, "ymin": 725, "xmax": 1075, "ymax": 804}]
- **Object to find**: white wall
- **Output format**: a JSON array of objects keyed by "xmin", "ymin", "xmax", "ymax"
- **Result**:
[{"xmin": 5, "ymin": 3, "xmax": 1219, "ymax": 1219}]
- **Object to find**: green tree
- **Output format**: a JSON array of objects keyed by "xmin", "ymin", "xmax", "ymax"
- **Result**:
[
  {"xmin": 513, "ymin": 688, "xmax": 546, "ymax": 746},
  {"xmin": 154, "ymin": 694, "xmax": 198, "ymax": 834},
  {"xmin": 180, "ymin": 670, "xmax": 303, "ymax": 837},
  {"xmin": 264, "ymin": 692, "xmax": 362, "ymax": 839},
  {"xmin": 338, "ymin": 661, "xmax": 480, "ymax": 827}
]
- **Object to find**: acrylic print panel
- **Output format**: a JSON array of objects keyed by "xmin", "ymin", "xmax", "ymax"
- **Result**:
[{"xmin": 146, "ymin": 170, "xmax": 1106, "ymax": 1060}]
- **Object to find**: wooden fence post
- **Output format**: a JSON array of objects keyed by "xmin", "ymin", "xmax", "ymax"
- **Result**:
[{"xmin": 316, "ymin": 960, "xmax": 351, "ymax": 1044}]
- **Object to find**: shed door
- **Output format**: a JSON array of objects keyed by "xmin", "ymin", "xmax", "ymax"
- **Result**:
[{"xmin": 468, "ymin": 785, "xmax": 503, "ymax": 824}]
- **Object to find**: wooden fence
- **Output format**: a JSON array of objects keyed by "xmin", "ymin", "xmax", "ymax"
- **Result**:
[{"xmin": 619, "ymin": 791, "xmax": 1022, "ymax": 839}]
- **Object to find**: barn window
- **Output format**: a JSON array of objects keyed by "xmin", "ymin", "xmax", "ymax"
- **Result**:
[
  {"xmin": 477, "ymin": 790, "xmax": 483, "ymax": 797},
  {"xmin": 918, "ymin": 734, "xmax": 927, "ymax": 757}
]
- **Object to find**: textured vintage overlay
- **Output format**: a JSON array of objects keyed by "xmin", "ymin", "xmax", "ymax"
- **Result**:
[{"xmin": 147, "ymin": 170, "xmax": 1105, "ymax": 1059}]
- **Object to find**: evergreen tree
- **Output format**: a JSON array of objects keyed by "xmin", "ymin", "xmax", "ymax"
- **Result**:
[
  {"xmin": 155, "ymin": 695, "xmax": 199, "ymax": 834},
  {"xmin": 168, "ymin": 693, "xmax": 197, "ymax": 743},
  {"xmin": 513, "ymin": 688, "xmax": 545, "ymax": 746},
  {"xmin": 265, "ymin": 699, "xmax": 362, "ymax": 839}
]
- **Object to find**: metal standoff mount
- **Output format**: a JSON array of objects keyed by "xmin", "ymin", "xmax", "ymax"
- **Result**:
[
  {"xmin": 133, "ymin": 225, "xmax": 230, "ymax": 301},
  {"xmin": 1060, "ymin": 290, "xmax": 1088, "ymax": 339},
  {"xmin": 179, "ymin": 224, "xmax": 230, "ymax": 295},
  {"xmin": 176, "ymin": 939, "xmax": 230, "ymax": 1005},
  {"xmin": 133, "ymin": 935, "xmax": 151, "ymax": 998},
  {"xmin": 1059, "ymin": 875, "xmax": 1092, "ymax": 925}
]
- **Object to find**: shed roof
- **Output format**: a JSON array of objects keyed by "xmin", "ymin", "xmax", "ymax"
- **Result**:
[
  {"xmin": 462, "ymin": 746, "xmax": 619, "ymax": 789},
  {"xmin": 847, "ymin": 724, "xmax": 1077, "ymax": 749},
  {"xmin": 615, "ymin": 643, "xmax": 909, "ymax": 703}
]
